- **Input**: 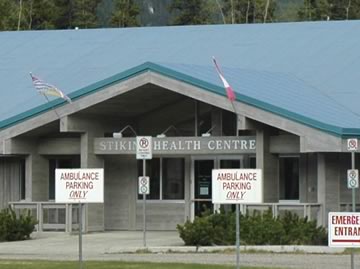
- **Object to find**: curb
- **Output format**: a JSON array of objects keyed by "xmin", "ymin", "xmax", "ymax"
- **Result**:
[{"xmin": 105, "ymin": 245, "xmax": 345, "ymax": 254}]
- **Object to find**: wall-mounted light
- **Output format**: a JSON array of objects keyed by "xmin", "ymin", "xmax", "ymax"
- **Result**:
[
  {"xmin": 201, "ymin": 125, "xmax": 216, "ymax": 137},
  {"xmin": 157, "ymin": 125, "xmax": 180, "ymax": 138},
  {"xmin": 113, "ymin": 125, "xmax": 137, "ymax": 138}
]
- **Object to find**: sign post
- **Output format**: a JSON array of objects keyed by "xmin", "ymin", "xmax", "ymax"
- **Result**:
[
  {"xmin": 136, "ymin": 136, "xmax": 152, "ymax": 248},
  {"xmin": 212, "ymin": 169, "xmax": 262, "ymax": 269},
  {"xmin": 347, "ymin": 138, "xmax": 358, "ymax": 269},
  {"xmin": 55, "ymin": 168, "xmax": 104, "ymax": 269}
]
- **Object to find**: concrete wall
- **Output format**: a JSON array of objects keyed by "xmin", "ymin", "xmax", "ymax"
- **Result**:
[
  {"xmin": 318, "ymin": 153, "xmax": 341, "ymax": 224},
  {"xmin": 104, "ymin": 155, "xmax": 137, "ymax": 230},
  {"xmin": 135, "ymin": 202, "xmax": 185, "ymax": 230},
  {"xmin": 104, "ymin": 155, "xmax": 188, "ymax": 231},
  {"xmin": 81, "ymin": 131, "xmax": 105, "ymax": 232},
  {"xmin": 26, "ymin": 153, "xmax": 49, "ymax": 201},
  {"xmin": 256, "ymin": 129, "xmax": 279, "ymax": 202}
]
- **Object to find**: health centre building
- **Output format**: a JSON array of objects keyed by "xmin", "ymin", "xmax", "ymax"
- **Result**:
[{"xmin": 0, "ymin": 21, "xmax": 359, "ymax": 232}]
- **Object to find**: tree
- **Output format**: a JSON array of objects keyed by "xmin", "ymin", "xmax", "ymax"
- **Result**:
[
  {"xmin": 169, "ymin": 0, "xmax": 216, "ymax": 25},
  {"xmin": 30, "ymin": 0, "xmax": 59, "ymax": 30},
  {"xmin": 97, "ymin": 0, "xmax": 114, "ymax": 27},
  {"xmin": 111, "ymin": 0, "xmax": 140, "ymax": 27},
  {"xmin": 298, "ymin": 0, "xmax": 330, "ymax": 21},
  {"xmin": 220, "ymin": 0, "xmax": 277, "ymax": 24},
  {"xmin": 72, "ymin": 0, "xmax": 102, "ymax": 29},
  {"xmin": 0, "ymin": 0, "xmax": 18, "ymax": 31},
  {"xmin": 298, "ymin": 0, "xmax": 360, "ymax": 21}
]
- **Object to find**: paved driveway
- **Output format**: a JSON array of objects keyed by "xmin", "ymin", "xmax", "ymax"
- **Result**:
[{"xmin": 0, "ymin": 231, "xmax": 358, "ymax": 269}]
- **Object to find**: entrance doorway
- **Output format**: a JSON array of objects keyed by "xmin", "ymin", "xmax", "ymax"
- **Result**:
[
  {"xmin": 191, "ymin": 156, "xmax": 254, "ymax": 219},
  {"xmin": 193, "ymin": 159, "xmax": 214, "ymax": 216}
]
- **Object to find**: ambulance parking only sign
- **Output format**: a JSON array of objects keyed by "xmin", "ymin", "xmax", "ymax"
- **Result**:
[
  {"xmin": 212, "ymin": 169, "xmax": 262, "ymax": 204},
  {"xmin": 55, "ymin": 169, "xmax": 104, "ymax": 203},
  {"xmin": 329, "ymin": 212, "xmax": 360, "ymax": 247}
]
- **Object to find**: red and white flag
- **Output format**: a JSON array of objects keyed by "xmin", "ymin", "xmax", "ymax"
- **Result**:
[{"xmin": 212, "ymin": 57, "xmax": 236, "ymax": 102}]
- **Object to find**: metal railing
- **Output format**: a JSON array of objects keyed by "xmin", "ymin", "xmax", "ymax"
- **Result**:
[
  {"xmin": 239, "ymin": 203, "xmax": 324, "ymax": 226},
  {"xmin": 9, "ymin": 201, "xmax": 324, "ymax": 232},
  {"xmin": 9, "ymin": 202, "xmax": 82, "ymax": 232}
]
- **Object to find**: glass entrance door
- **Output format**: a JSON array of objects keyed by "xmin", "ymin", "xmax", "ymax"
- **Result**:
[
  {"xmin": 193, "ymin": 159, "xmax": 214, "ymax": 217},
  {"xmin": 191, "ymin": 156, "xmax": 254, "ymax": 219}
]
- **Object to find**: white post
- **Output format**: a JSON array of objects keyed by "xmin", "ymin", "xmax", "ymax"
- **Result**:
[
  {"xmin": 143, "ymin": 159, "xmax": 147, "ymax": 247},
  {"xmin": 236, "ymin": 203, "xmax": 240, "ymax": 269}
]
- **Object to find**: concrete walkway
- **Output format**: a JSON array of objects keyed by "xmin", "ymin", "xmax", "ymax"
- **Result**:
[{"xmin": 0, "ymin": 231, "xmax": 357, "ymax": 269}]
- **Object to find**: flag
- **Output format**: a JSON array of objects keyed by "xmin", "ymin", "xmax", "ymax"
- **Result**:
[
  {"xmin": 30, "ymin": 73, "xmax": 72, "ymax": 103},
  {"xmin": 212, "ymin": 57, "xmax": 236, "ymax": 102}
]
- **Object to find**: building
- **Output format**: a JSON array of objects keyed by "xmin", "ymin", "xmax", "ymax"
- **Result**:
[{"xmin": 0, "ymin": 21, "xmax": 360, "ymax": 232}]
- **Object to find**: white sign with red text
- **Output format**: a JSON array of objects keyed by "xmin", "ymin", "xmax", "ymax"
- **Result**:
[
  {"xmin": 329, "ymin": 212, "xmax": 360, "ymax": 247},
  {"xmin": 212, "ymin": 169, "xmax": 262, "ymax": 204},
  {"xmin": 55, "ymin": 169, "xmax": 104, "ymax": 203}
]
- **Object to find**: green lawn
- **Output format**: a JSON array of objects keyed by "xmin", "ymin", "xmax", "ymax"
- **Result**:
[{"xmin": 0, "ymin": 260, "xmax": 283, "ymax": 269}]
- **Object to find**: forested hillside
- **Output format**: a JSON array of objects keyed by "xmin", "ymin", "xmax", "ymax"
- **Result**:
[{"xmin": 0, "ymin": 0, "xmax": 359, "ymax": 31}]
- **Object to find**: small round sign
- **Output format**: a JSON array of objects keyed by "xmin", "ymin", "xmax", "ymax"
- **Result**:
[
  {"xmin": 139, "ymin": 138, "xmax": 149, "ymax": 148},
  {"xmin": 349, "ymin": 179, "xmax": 357, "ymax": 188},
  {"xmin": 349, "ymin": 170, "xmax": 357, "ymax": 180},
  {"xmin": 140, "ymin": 186, "xmax": 148, "ymax": 193}
]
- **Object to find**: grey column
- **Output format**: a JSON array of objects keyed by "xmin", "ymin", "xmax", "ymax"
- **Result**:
[
  {"xmin": 81, "ymin": 131, "xmax": 105, "ymax": 232},
  {"xmin": 317, "ymin": 153, "xmax": 340, "ymax": 226},
  {"xmin": 256, "ymin": 129, "xmax": 279, "ymax": 202},
  {"xmin": 26, "ymin": 153, "xmax": 49, "ymax": 201}
]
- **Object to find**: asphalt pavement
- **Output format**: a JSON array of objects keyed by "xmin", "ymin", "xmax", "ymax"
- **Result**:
[{"xmin": 0, "ymin": 231, "xmax": 357, "ymax": 269}]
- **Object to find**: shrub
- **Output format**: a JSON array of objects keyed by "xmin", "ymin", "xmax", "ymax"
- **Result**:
[
  {"xmin": 177, "ymin": 216, "xmax": 213, "ymax": 247},
  {"xmin": 0, "ymin": 207, "xmax": 37, "ymax": 242},
  {"xmin": 177, "ymin": 209, "xmax": 327, "ymax": 246},
  {"xmin": 280, "ymin": 211, "xmax": 327, "ymax": 245}
]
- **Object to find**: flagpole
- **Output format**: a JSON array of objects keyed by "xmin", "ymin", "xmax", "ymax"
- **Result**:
[
  {"xmin": 43, "ymin": 95, "xmax": 61, "ymax": 119},
  {"xmin": 212, "ymin": 57, "xmax": 240, "ymax": 269}
]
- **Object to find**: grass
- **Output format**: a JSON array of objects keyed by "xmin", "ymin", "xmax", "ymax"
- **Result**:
[{"xmin": 0, "ymin": 260, "xmax": 284, "ymax": 269}]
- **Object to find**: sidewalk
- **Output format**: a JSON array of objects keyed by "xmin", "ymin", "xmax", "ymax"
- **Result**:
[
  {"xmin": 0, "ymin": 231, "xmax": 353, "ymax": 269},
  {"xmin": 0, "ymin": 231, "xmax": 344, "ymax": 256}
]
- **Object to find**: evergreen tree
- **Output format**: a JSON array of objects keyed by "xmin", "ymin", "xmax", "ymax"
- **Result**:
[
  {"xmin": 30, "ymin": 0, "xmax": 59, "ymax": 30},
  {"xmin": 111, "ymin": 0, "xmax": 140, "ymax": 27},
  {"xmin": 298, "ymin": 0, "xmax": 330, "ymax": 21},
  {"xmin": 97, "ymin": 0, "xmax": 114, "ymax": 27},
  {"xmin": 221, "ymin": 0, "xmax": 277, "ymax": 24},
  {"xmin": 72, "ymin": 0, "xmax": 102, "ymax": 29},
  {"xmin": 0, "ymin": 0, "xmax": 18, "ymax": 31},
  {"xmin": 169, "ymin": 0, "xmax": 215, "ymax": 25}
]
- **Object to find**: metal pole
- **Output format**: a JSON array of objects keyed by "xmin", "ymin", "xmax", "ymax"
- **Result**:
[
  {"xmin": 79, "ymin": 203, "xmax": 83, "ymax": 269},
  {"xmin": 236, "ymin": 203, "xmax": 240, "ymax": 269},
  {"xmin": 351, "ymin": 151, "xmax": 355, "ymax": 269},
  {"xmin": 143, "ymin": 159, "xmax": 147, "ymax": 247}
]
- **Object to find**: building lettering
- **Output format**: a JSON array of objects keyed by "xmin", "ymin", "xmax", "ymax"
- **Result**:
[{"xmin": 94, "ymin": 137, "xmax": 256, "ymax": 154}]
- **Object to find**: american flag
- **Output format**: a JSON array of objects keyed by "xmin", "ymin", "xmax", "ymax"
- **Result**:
[
  {"xmin": 212, "ymin": 57, "xmax": 236, "ymax": 102},
  {"xmin": 30, "ymin": 73, "xmax": 72, "ymax": 103}
]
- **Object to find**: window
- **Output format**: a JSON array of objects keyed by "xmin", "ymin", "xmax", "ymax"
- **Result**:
[
  {"xmin": 138, "ymin": 158, "xmax": 185, "ymax": 200},
  {"xmin": 138, "ymin": 159, "xmax": 160, "ymax": 200},
  {"xmin": 279, "ymin": 157, "xmax": 299, "ymax": 200}
]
